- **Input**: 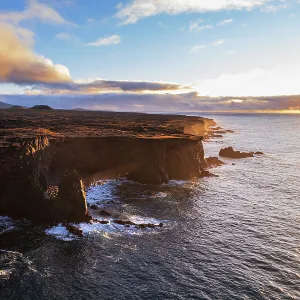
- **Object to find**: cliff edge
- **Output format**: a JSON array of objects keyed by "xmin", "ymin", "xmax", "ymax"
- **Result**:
[{"xmin": 0, "ymin": 109, "xmax": 215, "ymax": 224}]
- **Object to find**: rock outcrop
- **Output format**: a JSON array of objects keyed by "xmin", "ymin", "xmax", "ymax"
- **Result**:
[
  {"xmin": 55, "ymin": 171, "xmax": 89, "ymax": 223},
  {"xmin": 219, "ymin": 147, "xmax": 263, "ymax": 159},
  {"xmin": 0, "ymin": 110, "xmax": 214, "ymax": 224},
  {"xmin": 206, "ymin": 156, "xmax": 225, "ymax": 167}
]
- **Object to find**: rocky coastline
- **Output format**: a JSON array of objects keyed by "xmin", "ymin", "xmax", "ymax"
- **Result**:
[{"xmin": 0, "ymin": 109, "xmax": 216, "ymax": 225}]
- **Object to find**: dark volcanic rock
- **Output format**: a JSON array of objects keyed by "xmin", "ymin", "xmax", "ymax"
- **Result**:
[
  {"xmin": 65, "ymin": 223, "xmax": 83, "ymax": 237},
  {"xmin": 55, "ymin": 171, "xmax": 89, "ymax": 223},
  {"xmin": 219, "ymin": 147, "xmax": 254, "ymax": 159},
  {"xmin": 113, "ymin": 219, "xmax": 164, "ymax": 229},
  {"xmin": 114, "ymin": 220, "xmax": 136, "ymax": 226},
  {"xmin": 0, "ymin": 109, "xmax": 214, "ymax": 224},
  {"xmin": 0, "ymin": 136, "xmax": 53, "ymax": 223}
]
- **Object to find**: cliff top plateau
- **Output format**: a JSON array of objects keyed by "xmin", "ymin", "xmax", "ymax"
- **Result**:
[{"xmin": 0, "ymin": 109, "xmax": 215, "ymax": 147}]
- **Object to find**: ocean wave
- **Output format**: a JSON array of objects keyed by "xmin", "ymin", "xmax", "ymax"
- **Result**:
[
  {"xmin": 0, "ymin": 249, "xmax": 37, "ymax": 282},
  {"xmin": 46, "ymin": 214, "xmax": 166, "ymax": 241},
  {"xmin": 86, "ymin": 180, "xmax": 120, "ymax": 205},
  {"xmin": 0, "ymin": 216, "xmax": 16, "ymax": 235}
]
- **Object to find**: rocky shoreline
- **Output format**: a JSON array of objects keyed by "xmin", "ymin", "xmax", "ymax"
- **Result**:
[{"xmin": 0, "ymin": 109, "xmax": 216, "ymax": 225}]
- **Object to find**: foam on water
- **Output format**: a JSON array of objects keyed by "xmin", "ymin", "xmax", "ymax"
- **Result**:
[
  {"xmin": 46, "ymin": 218, "xmax": 166, "ymax": 241},
  {"xmin": 45, "ymin": 224, "xmax": 78, "ymax": 241},
  {"xmin": 86, "ymin": 180, "xmax": 121, "ymax": 205}
]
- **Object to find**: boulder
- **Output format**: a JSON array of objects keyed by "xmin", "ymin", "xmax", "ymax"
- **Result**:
[{"xmin": 65, "ymin": 223, "xmax": 83, "ymax": 237}]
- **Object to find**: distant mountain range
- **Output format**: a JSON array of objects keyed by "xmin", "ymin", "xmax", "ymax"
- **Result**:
[{"xmin": 0, "ymin": 101, "xmax": 90, "ymax": 111}]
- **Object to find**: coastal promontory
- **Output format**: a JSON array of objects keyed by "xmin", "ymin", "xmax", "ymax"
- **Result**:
[{"xmin": 0, "ymin": 109, "xmax": 215, "ymax": 224}]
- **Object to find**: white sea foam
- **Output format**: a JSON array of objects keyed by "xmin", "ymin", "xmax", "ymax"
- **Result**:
[
  {"xmin": 86, "ymin": 180, "xmax": 120, "ymax": 204},
  {"xmin": 151, "ymin": 192, "xmax": 168, "ymax": 198},
  {"xmin": 46, "ymin": 215, "xmax": 166, "ymax": 241},
  {"xmin": 45, "ymin": 224, "xmax": 77, "ymax": 241}
]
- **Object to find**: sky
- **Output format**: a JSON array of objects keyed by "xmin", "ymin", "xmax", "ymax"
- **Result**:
[{"xmin": 0, "ymin": 0, "xmax": 300, "ymax": 112}]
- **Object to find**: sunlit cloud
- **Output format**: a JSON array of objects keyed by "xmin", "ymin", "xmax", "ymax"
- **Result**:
[
  {"xmin": 31, "ymin": 79, "xmax": 187, "ymax": 94},
  {"xmin": 0, "ymin": 22, "xmax": 71, "ymax": 85},
  {"xmin": 195, "ymin": 66, "xmax": 300, "ymax": 97},
  {"xmin": 3, "ymin": 92, "xmax": 300, "ymax": 113},
  {"xmin": 86, "ymin": 35, "xmax": 121, "ymax": 47}
]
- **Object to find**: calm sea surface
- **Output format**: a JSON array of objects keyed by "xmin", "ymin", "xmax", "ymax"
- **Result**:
[{"xmin": 1, "ymin": 114, "xmax": 300, "ymax": 300}]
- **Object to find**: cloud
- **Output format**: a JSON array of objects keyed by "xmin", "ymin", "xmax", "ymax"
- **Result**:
[
  {"xmin": 56, "ymin": 32, "xmax": 73, "ymax": 41},
  {"xmin": 189, "ymin": 19, "xmax": 213, "ymax": 32},
  {"xmin": 261, "ymin": 4, "xmax": 287, "ymax": 12},
  {"xmin": 217, "ymin": 19, "xmax": 233, "ymax": 26},
  {"xmin": 31, "ymin": 79, "xmax": 187, "ymax": 94},
  {"xmin": 3, "ymin": 92, "xmax": 300, "ymax": 113},
  {"xmin": 0, "ymin": 22, "xmax": 71, "ymax": 85},
  {"xmin": 157, "ymin": 20, "xmax": 169, "ymax": 28},
  {"xmin": 0, "ymin": 0, "xmax": 73, "ymax": 26},
  {"xmin": 86, "ymin": 35, "xmax": 121, "ymax": 47},
  {"xmin": 115, "ymin": 0, "xmax": 279, "ymax": 25},
  {"xmin": 55, "ymin": 32, "xmax": 79, "ymax": 43},
  {"xmin": 212, "ymin": 39, "xmax": 226, "ymax": 46},
  {"xmin": 189, "ymin": 45, "xmax": 207, "ymax": 53},
  {"xmin": 195, "ymin": 66, "xmax": 300, "ymax": 97},
  {"xmin": 189, "ymin": 39, "xmax": 226, "ymax": 53},
  {"xmin": 190, "ymin": 24, "xmax": 213, "ymax": 32},
  {"xmin": 0, "ymin": 20, "xmax": 181, "ymax": 94}
]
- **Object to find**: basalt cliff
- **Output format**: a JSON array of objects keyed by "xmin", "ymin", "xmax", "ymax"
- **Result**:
[{"xmin": 0, "ymin": 109, "xmax": 215, "ymax": 224}]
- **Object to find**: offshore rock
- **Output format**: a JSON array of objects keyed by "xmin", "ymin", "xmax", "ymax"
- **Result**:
[
  {"xmin": 219, "ymin": 147, "xmax": 254, "ymax": 159},
  {"xmin": 206, "ymin": 157, "xmax": 225, "ymax": 167}
]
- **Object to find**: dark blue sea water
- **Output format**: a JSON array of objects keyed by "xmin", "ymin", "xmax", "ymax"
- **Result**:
[{"xmin": 1, "ymin": 114, "xmax": 300, "ymax": 300}]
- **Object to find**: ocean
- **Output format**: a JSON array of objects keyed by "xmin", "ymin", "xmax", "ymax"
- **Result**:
[{"xmin": 1, "ymin": 114, "xmax": 300, "ymax": 300}]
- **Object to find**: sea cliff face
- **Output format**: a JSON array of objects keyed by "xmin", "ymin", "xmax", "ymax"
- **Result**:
[{"xmin": 0, "ymin": 109, "xmax": 214, "ymax": 224}]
